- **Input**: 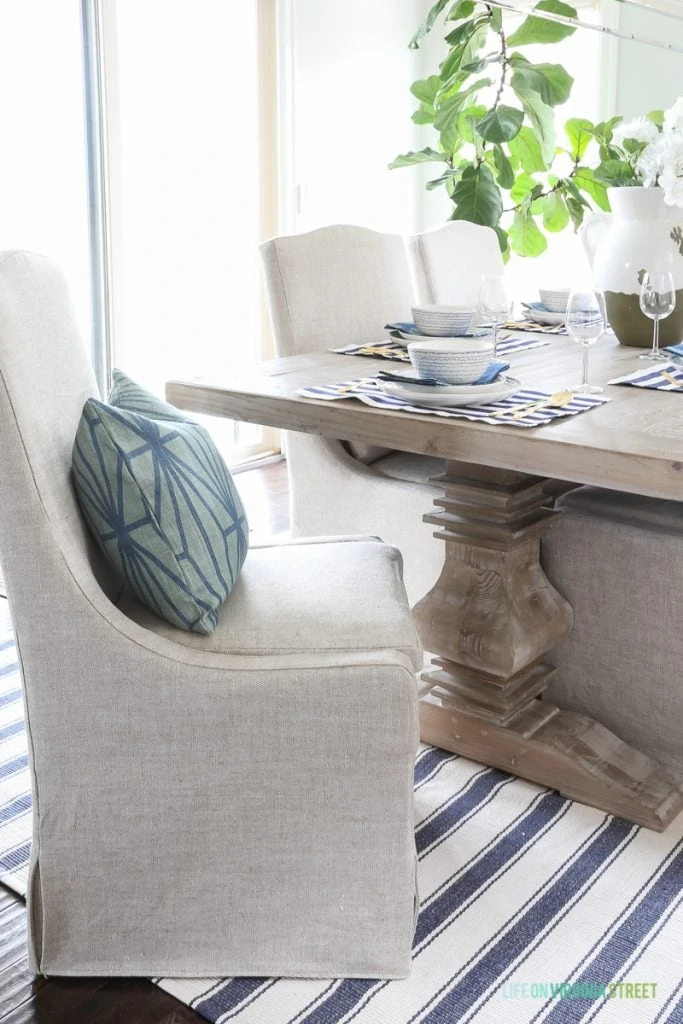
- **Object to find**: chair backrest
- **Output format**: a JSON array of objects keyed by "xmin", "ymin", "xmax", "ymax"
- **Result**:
[
  {"xmin": 409, "ymin": 222, "xmax": 505, "ymax": 306},
  {"xmin": 260, "ymin": 225, "xmax": 416, "ymax": 356},
  {"xmin": 0, "ymin": 251, "xmax": 118, "ymax": 624}
]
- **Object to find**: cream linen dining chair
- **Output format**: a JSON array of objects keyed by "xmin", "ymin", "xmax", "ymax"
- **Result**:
[
  {"xmin": 259, "ymin": 224, "xmax": 448, "ymax": 605},
  {"xmin": 409, "ymin": 221, "xmax": 505, "ymax": 306},
  {"xmin": 0, "ymin": 250, "xmax": 421, "ymax": 979}
]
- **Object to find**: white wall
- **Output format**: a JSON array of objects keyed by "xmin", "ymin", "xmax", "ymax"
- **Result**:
[
  {"xmin": 611, "ymin": 4, "xmax": 683, "ymax": 117},
  {"xmin": 0, "ymin": 0, "xmax": 91, "ymax": 343},
  {"xmin": 416, "ymin": 3, "xmax": 608, "ymax": 299},
  {"xmin": 285, "ymin": 0, "xmax": 683, "ymax": 303},
  {"xmin": 288, "ymin": 0, "xmax": 427, "ymax": 234}
]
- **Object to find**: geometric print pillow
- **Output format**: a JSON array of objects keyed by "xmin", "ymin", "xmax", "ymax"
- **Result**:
[
  {"xmin": 71, "ymin": 373, "xmax": 249, "ymax": 633},
  {"xmin": 107, "ymin": 367, "xmax": 194, "ymax": 422}
]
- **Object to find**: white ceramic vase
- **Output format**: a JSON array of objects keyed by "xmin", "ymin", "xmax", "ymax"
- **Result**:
[{"xmin": 581, "ymin": 186, "xmax": 683, "ymax": 348}]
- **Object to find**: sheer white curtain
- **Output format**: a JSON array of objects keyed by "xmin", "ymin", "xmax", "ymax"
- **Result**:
[
  {"xmin": 103, "ymin": 0, "xmax": 277, "ymax": 457},
  {"xmin": 0, "ymin": 1, "xmax": 92, "ymax": 348}
]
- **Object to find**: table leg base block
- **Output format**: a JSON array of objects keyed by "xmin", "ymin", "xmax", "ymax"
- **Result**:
[{"xmin": 419, "ymin": 693, "xmax": 683, "ymax": 832}]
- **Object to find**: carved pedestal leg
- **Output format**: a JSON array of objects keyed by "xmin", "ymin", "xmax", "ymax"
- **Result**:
[{"xmin": 413, "ymin": 461, "xmax": 683, "ymax": 832}]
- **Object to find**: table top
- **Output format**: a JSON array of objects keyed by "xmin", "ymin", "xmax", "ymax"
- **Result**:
[{"xmin": 166, "ymin": 336, "xmax": 683, "ymax": 500}]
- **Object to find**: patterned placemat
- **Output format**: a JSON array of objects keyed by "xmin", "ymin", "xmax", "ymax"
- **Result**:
[
  {"xmin": 298, "ymin": 379, "xmax": 609, "ymax": 428},
  {"xmin": 507, "ymin": 318, "xmax": 567, "ymax": 335},
  {"xmin": 608, "ymin": 363, "xmax": 683, "ymax": 391},
  {"xmin": 332, "ymin": 333, "xmax": 550, "ymax": 364}
]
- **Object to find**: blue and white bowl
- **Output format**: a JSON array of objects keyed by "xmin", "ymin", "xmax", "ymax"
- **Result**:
[
  {"xmin": 407, "ymin": 338, "xmax": 495, "ymax": 385},
  {"xmin": 411, "ymin": 304, "xmax": 476, "ymax": 337},
  {"xmin": 539, "ymin": 288, "xmax": 570, "ymax": 314}
]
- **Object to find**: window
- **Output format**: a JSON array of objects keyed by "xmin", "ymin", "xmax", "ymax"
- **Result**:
[
  {"xmin": 0, "ymin": 1, "xmax": 92, "ymax": 350},
  {"xmin": 100, "ymin": 0, "xmax": 279, "ymax": 460}
]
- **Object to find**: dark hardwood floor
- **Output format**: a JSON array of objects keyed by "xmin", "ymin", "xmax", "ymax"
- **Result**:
[{"xmin": 0, "ymin": 458, "xmax": 290, "ymax": 1023}]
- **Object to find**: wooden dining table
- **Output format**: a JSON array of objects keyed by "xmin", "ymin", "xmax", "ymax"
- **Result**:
[{"xmin": 167, "ymin": 334, "xmax": 683, "ymax": 831}]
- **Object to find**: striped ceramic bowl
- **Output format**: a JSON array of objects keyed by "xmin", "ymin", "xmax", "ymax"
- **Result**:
[
  {"xmin": 539, "ymin": 288, "xmax": 570, "ymax": 313},
  {"xmin": 407, "ymin": 338, "xmax": 495, "ymax": 385},
  {"xmin": 411, "ymin": 304, "xmax": 476, "ymax": 337}
]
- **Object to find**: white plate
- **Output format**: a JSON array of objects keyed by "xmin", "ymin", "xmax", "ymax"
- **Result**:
[
  {"xmin": 393, "ymin": 327, "xmax": 492, "ymax": 345},
  {"xmin": 522, "ymin": 306, "xmax": 566, "ymax": 327},
  {"xmin": 377, "ymin": 375, "xmax": 521, "ymax": 408}
]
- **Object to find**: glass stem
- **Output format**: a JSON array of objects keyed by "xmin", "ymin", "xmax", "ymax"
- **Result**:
[
  {"xmin": 493, "ymin": 325, "xmax": 498, "ymax": 358},
  {"xmin": 653, "ymin": 317, "xmax": 660, "ymax": 357},
  {"xmin": 582, "ymin": 343, "xmax": 589, "ymax": 388}
]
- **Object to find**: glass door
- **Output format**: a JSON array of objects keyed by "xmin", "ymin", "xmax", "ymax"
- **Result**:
[
  {"xmin": 101, "ymin": 0, "xmax": 279, "ymax": 460},
  {"xmin": 0, "ymin": 0, "xmax": 92, "ymax": 353}
]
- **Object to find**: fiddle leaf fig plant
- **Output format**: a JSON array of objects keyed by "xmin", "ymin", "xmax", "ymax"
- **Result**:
[{"xmin": 389, "ymin": 0, "xmax": 610, "ymax": 259}]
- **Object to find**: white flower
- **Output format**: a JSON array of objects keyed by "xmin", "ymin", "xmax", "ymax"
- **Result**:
[
  {"xmin": 636, "ymin": 137, "xmax": 667, "ymax": 187},
  {"xmin": 613, "ymin": 116, "xmax": 660, "ymax": 147},
  {"xmin": 663, "ymin": 96, "xmax": 683, "ymax": 135},
  {"xmin": 658, "ymin": 134, "xmax": 683, "ymax": 207}
]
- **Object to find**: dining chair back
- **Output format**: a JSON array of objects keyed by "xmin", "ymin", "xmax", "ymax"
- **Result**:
[
  {"xmin": 261, "ymin": 223, "xmax": 415, "ymax": 355},
  {"xmin": 259, "ymin": 225, "xmax": 446, "ymax": 605},
  {"xmin": 409, "ymin": 221, "xmax": 504, "ymax": 307}
]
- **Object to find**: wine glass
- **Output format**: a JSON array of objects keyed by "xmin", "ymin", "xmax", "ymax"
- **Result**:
[
  {"xmin": 565, "ymin": 289, "xmax": 606, "ymax": 394},
  {"xmin": 478, "ymin": 274, "xmax": 509, "ymax": 357},
  {"xmin": 639, "ymin": 271, "xmax": 676, "ymax": 361}
]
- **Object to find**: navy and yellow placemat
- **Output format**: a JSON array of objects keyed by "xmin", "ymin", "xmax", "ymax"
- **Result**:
[
  {"xmin": 333, "ymin": 333, "xmax": 549, "ymax": 364},
  {"xmin": 608, "ymin": 363, "xmax": 683, "ymax": 391},
  {"xmin": 299, "ymin": 379, "xmax": 609, "ymax": 428}
]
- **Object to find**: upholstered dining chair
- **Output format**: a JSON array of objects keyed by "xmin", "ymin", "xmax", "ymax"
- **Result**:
[
  {"xmin": 259, "ymin": 224, "xmax": 447, "ymax": 605},
  {"xmin": 409, "ymin": 221, "xmax": 505, "ymax": 307},
  {"xmin": 0, "ymin": 250, "xmax": 421, "ymax": 979}
]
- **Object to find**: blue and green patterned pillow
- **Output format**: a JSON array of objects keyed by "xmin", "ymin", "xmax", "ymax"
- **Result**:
[{"xmin": 72, "ymin": 370, "xmax": 249, "ymax": 633}]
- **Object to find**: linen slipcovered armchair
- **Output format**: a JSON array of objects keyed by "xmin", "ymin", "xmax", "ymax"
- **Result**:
[{"xmin": 0, "ymin": 251, "xmax": 421, "ymax": 978}]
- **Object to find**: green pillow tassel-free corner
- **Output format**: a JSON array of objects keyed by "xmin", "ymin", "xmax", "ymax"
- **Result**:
[{"xmin": 72, "ymin": 372, "xmax": 249, "ymax": 633}]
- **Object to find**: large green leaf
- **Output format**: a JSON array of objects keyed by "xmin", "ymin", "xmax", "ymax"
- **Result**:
[
  {"xmin": 410, "ymin": 76, "xmax": 442, "ymax": 109},
  {"xmin": 591, "ymin": 116, "xmax": 622, "ymax": 147},
  {"xmin": 388, "ymin": 148, "xmax": 449, "ymax": 170},
  {"xmin": 512, "ymin": 75, "xmax": 556, "ymax": 165},
  {"xmin": 493, "ymin": 146, "xmax": 515, "ymax": 189},
  {"xmin": 565, "ymin": 118, "xmax": 594, "ymax": 161},
  {"xmin": 507, "ymin": 0, "xmax": 577, "ymax": 47},
  {"xmin": 461, "ymin": 53, "xmax": 503, "ymax": 74},
  {"xmin": 593, "ymin": 159, "xmax": 636, "ymax": 187},
  {"xmin": 572, "ymin": 167, "xmax": 611, "ymax": 211},
  {"xmin": 446, "ymin": 0, "xmax": 477, "ymax": 20},
  {"xmin": 563, "ymin": 176, "xmax": 590, "ymax": 208},
  {"xmin": 456, "ymin": 103, "xmax": 488, "ymax": 143},
  {"xmin": 434, "ymin": 77, "xmax": 492, "ymax": 133},
  {"xmin": 450, "ymin": 164, "xmax": 503, "ymax": 227},
  {"xmin": 410, "ymin": 0, "xmax": 451, "ymax": 48},
  {"xmin": 540, "ymin": 191, "xmax": 569, "ymax": 231},
  {"xmin": 508, "ymin": 126, "xmax": 547, "ymax": 173},
  {"xmin": 476, "ymin": 105, "xmax": 524, "ymax": 143},
  {"xmin": 426, "ymin": 168, "xmax": 462, "ymax": 190},
  {"xmin": 412, "ymin": 107, "xmax": 436, "ymax": 126},
  {"xmin": 508, "ymin": 210, "xmax": 548, "ymax": 256},
  {"xmin": 494, "ymin": 225, "xmax": 510, "ymax": 259},
  {"xmin": 441, "ymin": 19, "xmax": 488, "ymax": 78},
  {"xmin": 444, "ymin": 16, "xmax": 486, "ymax": 47},
  {"xmin": 565, "ymin": 195, "xmax": 585, "ymax": 230},
  {"xmin": 508, "ymin": 58, "xmax": 573, "ymax": 107},
  {"xmin": 510, "ymin": 172, "xmax": 539, "ymax": 203}
]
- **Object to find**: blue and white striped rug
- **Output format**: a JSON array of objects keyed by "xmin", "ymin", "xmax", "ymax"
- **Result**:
[{"xmin": 1, "ymin": 608, "xmax": 682, "ymax": 1023}]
